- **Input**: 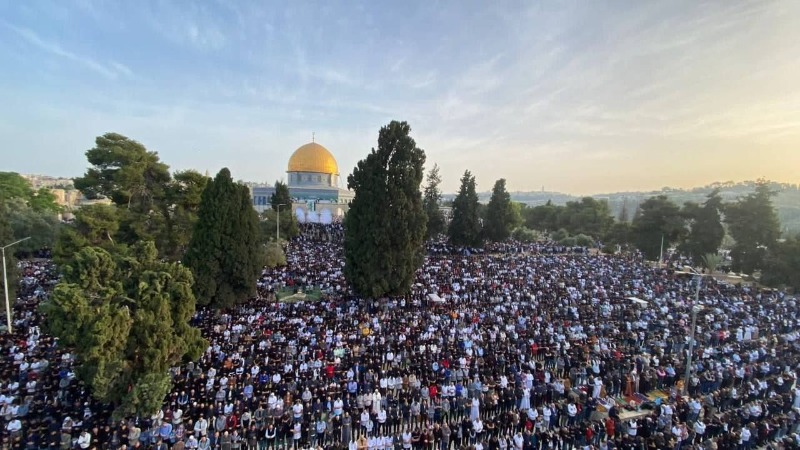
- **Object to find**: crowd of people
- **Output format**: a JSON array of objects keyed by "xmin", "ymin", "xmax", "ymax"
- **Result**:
[{"xmin": 2, "ymin": 223, "xmax": 800, "ymax": 450}]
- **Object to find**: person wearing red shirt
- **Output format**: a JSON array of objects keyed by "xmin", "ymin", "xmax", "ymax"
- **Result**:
[
  {"xmin": 605, "ymin": 416, "xmax": 615, "ymax": 438},
  {"xmin": 226, "ymin": 412, "xmax": 239, "ymax": 430}
]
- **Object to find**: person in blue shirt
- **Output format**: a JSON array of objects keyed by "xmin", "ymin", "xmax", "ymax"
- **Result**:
[
  {"xmin": 243, "ymin": 384, "xmax": 254, "ymax": 401},
  {"xmin": 159, "ymin": 422, "xmax": 173, "ymax": 441}
]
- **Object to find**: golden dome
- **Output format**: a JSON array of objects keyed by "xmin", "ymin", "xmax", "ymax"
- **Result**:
[{"xmin": 287, "ymin": 142, "xmax": 339, "ymax": 175}]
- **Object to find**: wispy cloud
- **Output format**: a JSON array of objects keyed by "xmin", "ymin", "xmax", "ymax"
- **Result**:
[
  {"xmin": 2, "ymin": 21, "xmax": 131, "ymax": 80},
  {"xmin": 143, "ymin": 2, "xmax": 228, "ymax": 51},
  {"xmin": 109, "ymin": 61, "xmax": 134, "ymax": 78}
]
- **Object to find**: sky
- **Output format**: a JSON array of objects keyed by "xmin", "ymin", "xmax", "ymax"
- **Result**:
[{"xmin": 1, "ymin": 0, "xmax": 799, "ymax": 195}]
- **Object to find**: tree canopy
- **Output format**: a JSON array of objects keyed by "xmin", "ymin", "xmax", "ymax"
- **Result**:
[
  {"xmin": 422, "ymin": 164, "xmax": 445, "ymax": 239},
  {"xmin": 160, "ymin": 170, "xmax": 209, "ymax": 260},
  {"xmin": 0, "ymin": 199, "xmax": 17, "ymax": 307},
  {"xmin": 55, "ymin": 204, "xmax": 123, "ymax": 262},
  {"xmin": 631, "ymin": 195, "xmax": 685, "ymax": 260},
  {"xmin": 483, "ymin": 179, "xmax": 520, "ymax": 242},
  {"xmin": 344, "ymin": 121, "xmax": 427, "ymax": 298},
  {"xmin": 0, "ymin": 172, "xmax": 61, "ymax": 213},
  {"xmin": 183, "ymin": 168, "xmax": 263, "ymax": 308},
  {"xmin": 522, "ymin": 201, "xmax": 561, "ymax": 232},
  {"xmin": 62, "ymin": 134, "xmax": 210, "ymax": 261},
  {"xmin": 270, "ymin": 181, "xmax": 292, "ymax": 211},
  {"xmin": 41, "ymin": 242, "xmax": 205, "ymax": 418},
  {"xmin": 6, "ymin": 199, "xmax": 61, "ymax": 254},
  {"xmin": 260, "ymin": 209, "xmax": 299, "ymax": 244},
  {"xmin": 264, "ymin": 242, "xmax": 287, "ymax": 269},
  {"xmin": 679, "ymin": 189, "xmax": 725, "ymax": 265},
  {"xmin": 521, "ymin": 197, "xmax": 613, "ymax": 239},
  {"xmin": 448, "ymin": 171, "xmax": 482, "ymax": 247},
  {"xmin": 0, "ymin": 172, "xmax": 32, "ymax": 202},
  {"xmin": 761, "ymin": 235, "xmax": 800, "ymax": 291},
  {"xmin": 725, "ymin": 180, "xmax": 781, "ymax": 273},
  {"xmin": 74, "ymin": 133, "xmax": 171, "ymax": 209}
]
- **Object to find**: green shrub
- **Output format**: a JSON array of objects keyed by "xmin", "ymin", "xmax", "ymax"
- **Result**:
[
  {"xmin": 512, "ymin": 227, "xmax": 539, "ymax": 243},
  {"xmin": 574, "ymin": 234, "xmax": 594, "ymax": 247},
  {"xmin": 551, "ymin": 228, "xmax": 569, "ymax": 242}
]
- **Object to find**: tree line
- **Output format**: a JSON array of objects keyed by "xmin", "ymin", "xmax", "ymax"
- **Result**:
[{"xmin": 345, "ymin": 126, "xmax": 798, "ymax": 296}]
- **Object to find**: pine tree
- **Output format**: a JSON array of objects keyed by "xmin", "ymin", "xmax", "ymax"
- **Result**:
[
  {"xmin": 41, "ymin": 242, "xmax": 205, "ymax": 418},
  {"xmin": 761, "ymin": 235, "xmax": 800, "ymax": 290},
  {"xmin": 448, "ymin": 171, "xmax": 482, "ymax": 247},
  {"xmin": 422, "ymin": 164, "xmax": 445, "ymax": 239},
  {"xmin": 679, "ymin": 189, "xmax": 725, "ymax": 265},
  {"xmin": 74, "ymin": 133, "xmax": 171, "ymax": 210},
  {"xmin": 184, "ymin": 168, "xmax": 263, "ymax": 308},
  {"xmin": 630, "ymin": 195, "xmax": 686, "ymax": 260},
  {"xmin": 344, "ymin": 121, "xmax": 427, "ymax": 298},
  {"xmin": 69, "ymin": 133, "xmax": 205, "ymax": 261},
  {"xmin": 483, "ymin": 178, "xmax": 519, "ymax": 242},
  {"xmin": 725, "ymin": 180, "xmax": 781, "ymax": 273}
]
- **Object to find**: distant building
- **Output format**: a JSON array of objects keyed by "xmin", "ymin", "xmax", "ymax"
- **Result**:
[
  {"xmin": 23, "ymin": 174, "xmax": 113, "ymax": 219},
  {"xmin": 22, "ymin": 174, "xmax": 75, "ymax": 190},
  {"xmin": 250, "ymin": 141, "xmax": 354, "ymax": 223}
]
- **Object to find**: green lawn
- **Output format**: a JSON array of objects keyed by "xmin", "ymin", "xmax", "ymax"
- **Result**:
[{"xmin": 275, "ymin": 287, "xmax": 324, "ymax": 303}]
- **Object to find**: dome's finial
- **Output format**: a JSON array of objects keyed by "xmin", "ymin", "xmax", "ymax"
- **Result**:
[{"xmin": 312, "ymin": 132, "xmax": 315, "ymax": 143}]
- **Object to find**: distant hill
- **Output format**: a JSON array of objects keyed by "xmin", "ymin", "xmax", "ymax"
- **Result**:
[{"xmin": 444, "ymin": 180, "xmax": 800, "ymax": 235}]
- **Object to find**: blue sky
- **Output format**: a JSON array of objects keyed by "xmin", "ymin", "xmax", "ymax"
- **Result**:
[{"xmin": 1, "ymin": 0, "xmax": 799, "ymax": 195}]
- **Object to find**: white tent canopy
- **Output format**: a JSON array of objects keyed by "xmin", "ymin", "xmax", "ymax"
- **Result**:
[
  {"xmin": 428, "ymin": 294, "xmax": 445, "ymax": 304},
  {"xmin": 627, "ymin": 297, "xmax": 649, "ymax": 306}
]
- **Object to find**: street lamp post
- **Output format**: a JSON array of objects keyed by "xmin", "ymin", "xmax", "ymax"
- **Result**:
[
  {"xmin": 2, "ymin": 236, "xmax": 31, "ymax": 334},
  {"xmin": 683, "ymin": 275, "xmax": 702, "ymax": 396}
]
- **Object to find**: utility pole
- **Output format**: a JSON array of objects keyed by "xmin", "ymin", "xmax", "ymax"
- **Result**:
[{"xmin": 683, "ymin": 275, "xmax": 702, "ymax": 396}]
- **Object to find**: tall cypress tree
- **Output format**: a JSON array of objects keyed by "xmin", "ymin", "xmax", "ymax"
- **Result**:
[
  {"xmin": 270, "ymin": 181, "xmax": 292, "ymax": 211},
  {"xmin": 344, "ymin": 121, "xmax": 427, "ymax": 298},
  {"xmin": 422, "ymin": 164, "xmax": 445, "ymax": 239},
  {"xmin": 483, "ymin": 178, "xmax": 518, "ymax": 242},
  {"xmin": 448, "ymin": 170, "xmax": 482, "ymax": 247},
  {"xmin": 184, "ymin": 168, "xmax": 263, "ymax": 308}
]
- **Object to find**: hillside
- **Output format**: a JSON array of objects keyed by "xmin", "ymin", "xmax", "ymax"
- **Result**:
[{"xmin": 445, "ymin": 181, "xmax": 800, "ymax": 235}]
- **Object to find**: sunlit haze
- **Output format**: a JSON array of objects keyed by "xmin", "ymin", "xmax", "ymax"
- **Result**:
[{"xmin": 1, "ymin": 1, "xmax": 799, "ymax": 195}]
